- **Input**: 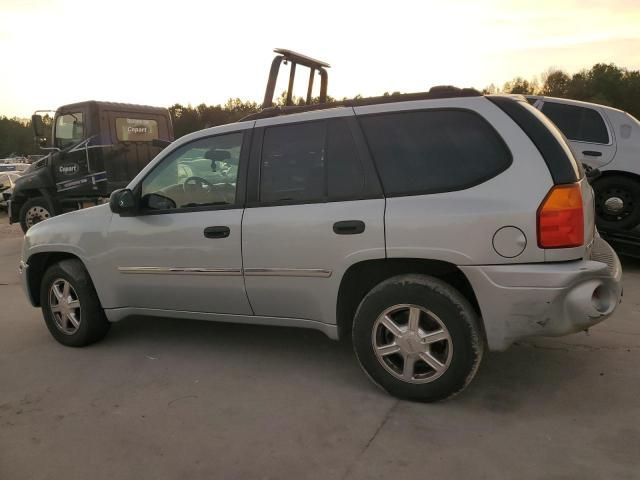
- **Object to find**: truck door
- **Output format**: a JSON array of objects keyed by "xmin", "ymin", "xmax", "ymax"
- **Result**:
[
  {"xmin": 241, "ymin": 111, "xmax": 385, "ymax": 326},
  {"xmin": 52, "ymin": 110, "xmax": 99, "ymax": 195},
  {"xmin": 539, "ymin": 100, "xmax": 616, "ymax": 169},
  {"xmin": 105, "ymin": 111, "xmax": 171, "ymax": 191}
]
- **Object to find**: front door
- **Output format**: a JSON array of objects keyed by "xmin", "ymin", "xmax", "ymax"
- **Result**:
[
  {"xmin": 106, "ymin": 128, "xmax": 253, "ymax": 315},
  {"xmin": 52, "ymin": 109, "xmax": 99, "ymax": 196}
]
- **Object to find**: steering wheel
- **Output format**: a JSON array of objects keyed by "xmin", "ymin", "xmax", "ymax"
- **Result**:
[{"xmin": 183, "ymin": 176, "xmax": 214, "ymax": 193}]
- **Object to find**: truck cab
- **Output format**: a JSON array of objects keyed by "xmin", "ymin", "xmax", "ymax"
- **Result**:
[{"xmin": 10, "ymin": 101, "xmax": 173, "ymax": 232}]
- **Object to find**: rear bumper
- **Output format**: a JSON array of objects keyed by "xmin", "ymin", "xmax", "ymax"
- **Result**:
[{"xmin": 461, "ymin": 236, "xmax": 622, "ymax": 351}]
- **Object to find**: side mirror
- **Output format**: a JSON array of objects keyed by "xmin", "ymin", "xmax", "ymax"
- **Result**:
[
  {"xmin": 32, "ymin": 114, "xmax": 45, "ymax": 138},
  {"xmin": 109, "ymin": 188, "xmax": 136, "ymax": 214}
]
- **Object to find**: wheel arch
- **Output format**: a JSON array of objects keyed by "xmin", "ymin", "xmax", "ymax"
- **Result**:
[
  {"xmin": 335, "ymin": 258, "xmax": 483, "ymax": 342},
  {"xmin": 593, "ymin": 169, "xmax": 640, "ymax": 183},
  {"xmin": 26, "ymin": 252, "xmax": 90, "ymax": 307}
]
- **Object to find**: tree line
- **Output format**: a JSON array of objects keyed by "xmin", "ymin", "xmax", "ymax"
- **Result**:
[{"xmin": 1, "ymin": 63, "xmax": 639, "ymax": 158}]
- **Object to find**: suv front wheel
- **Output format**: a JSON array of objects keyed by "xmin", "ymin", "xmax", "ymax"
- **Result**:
[
  {"xmin": 352, "ymin": 274, "xmax": 484, "ymax": 402},
  {"xmin": 40, "ymin": 259, "xmax": 111, "ymax": 347}
]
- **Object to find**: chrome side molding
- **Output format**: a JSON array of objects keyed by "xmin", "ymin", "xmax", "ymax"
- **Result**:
[
  {"xmin": 244, "ymin": 268, "xmax": 332, "ymax": 278},
  {"xmin": 117, "ymin": 266, "xmax": 332, "ymax": 278},
  {"xmin": 117, "ymin": 267, "xmax": 242, "ymax": 276}
]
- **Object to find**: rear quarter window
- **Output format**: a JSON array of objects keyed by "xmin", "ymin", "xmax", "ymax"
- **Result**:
[
  {"xmin": 359, "ymin": 109, "xmax": 512, "ymax": 196},
  {"xmin": 115, "ymin": 118, "xmax": 159, "ymax": 142}
]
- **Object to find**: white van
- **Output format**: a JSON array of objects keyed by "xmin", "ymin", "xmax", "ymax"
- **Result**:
[{"xmin": 528, "ymin": 96, "xmax": 640, "ymax": 230}]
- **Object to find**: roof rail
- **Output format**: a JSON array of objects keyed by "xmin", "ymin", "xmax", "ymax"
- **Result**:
[
  {"xmin": 243, "ymin": 86, "xmax": 482, "ymax": 122},
  {"xmin": 263, "ymin": 48, "xmax": 330, "ymax": 108}
]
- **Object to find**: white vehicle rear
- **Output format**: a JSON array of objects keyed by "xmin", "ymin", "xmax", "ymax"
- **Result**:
[{"xmin": 528, "ymin": 95, "xmax": 640, "ymax": 230}]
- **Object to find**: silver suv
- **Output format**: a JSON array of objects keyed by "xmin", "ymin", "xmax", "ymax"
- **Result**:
[{"xmin": 19, "ymin": 91, "xmax": 622, "ymax": 401}]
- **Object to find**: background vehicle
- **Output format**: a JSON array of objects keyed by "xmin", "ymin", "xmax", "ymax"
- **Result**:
[
  {"xmin": 20, "ymin": 50, "xmax": 622, "ymax": 402},
  {"xmin": 0, "ymin": 172, "xmax": 21, "ymax": 210},
  {"xmin": 0, "ymin": 163, "xmax": 28, "ymax": 173},
  {"xmin": 9, "ymin": 101, "xmax": 174, "ymax": 232},
  {"xmin": 528, "ymin": 95, "xmax": 640, "ymax": 231}
]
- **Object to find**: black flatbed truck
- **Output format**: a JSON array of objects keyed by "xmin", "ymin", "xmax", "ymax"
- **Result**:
[{"xmin": 10, "ymin": 101, "xmax": 173, "ymax": 232}]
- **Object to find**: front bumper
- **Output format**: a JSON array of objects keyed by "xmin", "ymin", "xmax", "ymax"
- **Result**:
[{"xmin": 461, "ymin": 236, "xmax": 622, "ymax": 351}]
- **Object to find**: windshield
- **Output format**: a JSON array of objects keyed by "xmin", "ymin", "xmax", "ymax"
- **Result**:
[{"xmin": 55, "ymin": 112, "xmax": 84, "ymax": 148}]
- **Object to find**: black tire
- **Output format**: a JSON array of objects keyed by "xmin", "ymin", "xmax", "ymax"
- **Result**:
[
  {"xmin": 19, "ymin": 196, "xmax": 55, "ymax": 233},
  {"xmin": 352, "ymin": 274, "xmax": 484, "ymax": 402},
  {"xmin": 40, "ymin": 259, "xmax": 110, "ymax": 347},
  {"xmin": 593, "ymin": 176, "xmax": 640, "ymax": 231}
]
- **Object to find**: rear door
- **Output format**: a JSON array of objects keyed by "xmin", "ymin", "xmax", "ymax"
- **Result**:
[
  {"xmin": 539, "ymin": 100, "xmax": 616, "ymax": 169},
  {"xmin": 241, "ymin": 109, "xmax": 385, "ymax": 325}
]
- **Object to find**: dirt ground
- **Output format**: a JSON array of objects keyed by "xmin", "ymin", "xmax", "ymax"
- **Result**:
[{"xmin": 1, "ymin": 212, "xmax": 639, "ymax": 480}]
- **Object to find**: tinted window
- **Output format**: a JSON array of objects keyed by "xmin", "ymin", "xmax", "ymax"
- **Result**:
[
  {"xmin": 260, "ymin": 122, "xmax": 325, "ymax": 202},
  {"xmin": 360, "ymin": 110, "xmax": 512, "ymax": 196},
  {"xmin": 327, "ymin": 119, "xmax": 365, "ymax": 198},
  {"xmin": 541, "ymin": 102, "xmax": 609, "ymax": 144},
  {"xmin": 141, "ymin": 132, "xmax": 243, "ymax": 210}
]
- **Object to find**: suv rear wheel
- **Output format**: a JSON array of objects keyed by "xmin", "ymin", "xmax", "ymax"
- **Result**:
[{"xmin": 352, "ymin": 274, "xmax": 484, "ymax": 402}]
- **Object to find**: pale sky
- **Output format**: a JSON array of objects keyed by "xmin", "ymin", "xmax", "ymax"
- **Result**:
[{"xmin": 1, "ymin": 0, "xmax": 639, "ymax": 118}]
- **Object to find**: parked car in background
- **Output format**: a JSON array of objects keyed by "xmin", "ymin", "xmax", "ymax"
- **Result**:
[
  {"xmin": 0, "ymin": 163, "xmax": 29, "ymax": 173},
  {"xmin": 0, "ymin": 172, "xmax": 21, "ymax": 210},
  {"xmin": 20, "ymin": 88, "xmax": 622, "ymax": 402},
  {"xmin": 528, "ymin": 96, "xmax": 640, "ymax": 231}
]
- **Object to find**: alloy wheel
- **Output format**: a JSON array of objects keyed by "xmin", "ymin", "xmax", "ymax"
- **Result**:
[
  {"xmin": 49, "ymin": 279, "xmax": 82, "ymax": 335},
  {"xmin": 372, "ymin": 304, "xmax": 453, "ymax": 384}
]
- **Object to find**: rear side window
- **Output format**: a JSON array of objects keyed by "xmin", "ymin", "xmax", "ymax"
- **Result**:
[
  {"xmin": 359, "ymin": 110, "xmax": 512, "ymax": 196},
  {"xmin": 260, "ymin": 122, "xmax": 325, "ymax": 203},
  {"xmin": 541, "ymin": 102, "xmax": 609, "ymax": 144},
  {"xmin": 115, "ymin": 118, "xmax": 159, "ymax": 142},
  {"xmin": 259, "ymin": 119, "xmax": 367, "ymax": 203}
]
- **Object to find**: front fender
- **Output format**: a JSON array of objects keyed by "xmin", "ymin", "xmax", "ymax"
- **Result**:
[{"xmin": 22, "ymin": 204, "xmax": 113, "ymax": 307}]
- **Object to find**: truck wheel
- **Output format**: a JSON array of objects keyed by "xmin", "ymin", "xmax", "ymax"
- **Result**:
[
  {"xmin": 40, "ymin": 259, "xmax": 110, "ymax": 347},
  {"xmin": 352, "ymin": 274, "xmax": 484, "ymax": 402},
  {"xmin": 593, "ymin": 176, "xmax": 640, "ymax": 231},
  {"xmin": 19, "ymin": 196, "xmax": 55, "ymax": 233}
]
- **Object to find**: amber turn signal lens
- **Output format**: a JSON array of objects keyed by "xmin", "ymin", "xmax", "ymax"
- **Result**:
[{"xmin": 537, "ymin": 183, "xmax": 584, "ymax": 248}]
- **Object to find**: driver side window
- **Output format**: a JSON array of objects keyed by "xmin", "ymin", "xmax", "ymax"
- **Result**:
[{"xmin": 141, "ymin": 132, "xmax": 243, "ymax": 210}]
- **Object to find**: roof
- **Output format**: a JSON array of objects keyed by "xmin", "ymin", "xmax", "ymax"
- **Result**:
[
  {"xmin": 242, "ymin": 86, "xmax": 482, "ymax": 121},
  {"xmin": 526, "ymin": 95, "xmax": 626, "ymax": 114},
  {"xmin": 57, "ymin": 101, "xmax": 169, "ymax": 115}
]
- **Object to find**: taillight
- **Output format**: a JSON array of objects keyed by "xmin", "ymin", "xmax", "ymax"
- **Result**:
[{"xmin": 537, "ymin": 183, "xmax": 584, "ymax": 248}]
